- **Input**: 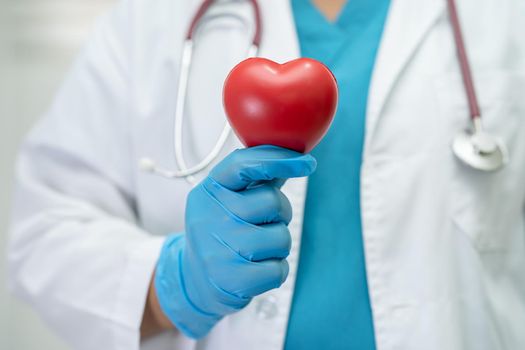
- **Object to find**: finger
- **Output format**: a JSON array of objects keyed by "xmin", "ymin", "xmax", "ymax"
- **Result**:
[
  {"xmin": 209, "ymin": 145, "xmax": 317, "ymax": 191},
  {"xmin": 212, "ymin": 222, "xmax": 292, "ymax": 262},
  {"xmin": 202, "ymin": 178, "xmax": 292, "ymax": 225},
  {"xmin": 213, "ymin": 258, "xmax": 289, "ymax": 299},
  {"xmin": 237, "ymin": 259, "xmax": 289, "ymax": 298}
]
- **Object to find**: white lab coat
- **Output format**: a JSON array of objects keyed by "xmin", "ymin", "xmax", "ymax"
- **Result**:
[{"xmin": 7, "ymin": 0, "xmax": 525, "ymax": 349}]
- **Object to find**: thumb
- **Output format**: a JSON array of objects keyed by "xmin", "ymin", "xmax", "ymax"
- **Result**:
[{"xmin": 209, "ymin": 145, "xmax": 317, "ymax": 191}]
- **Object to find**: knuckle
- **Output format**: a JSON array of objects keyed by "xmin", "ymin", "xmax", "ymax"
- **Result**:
[
  {"xmin": 270, "ymin": 223, "xmax": 291, "ymax": 254},
  {"xmin": 277, "ymin": 191, "xmax": 293, "ymax": 221},
  {"xmin": 280, "ymin": 260, "xmax": 290, "ymax": 282},
  {"xmin": 268, "ymin": 187, "xmax": 292, "ymax": 222},
  {"xmin": 271, "ymin": 260, "xmax": 289, "ymax": 287},
  {"xmin": 264, "ymin": 267, "xmax": 282, "ymax": 289},
  {"xmin": 278, "ymin": 226, "xmax": 292, "ymax": 253},
  {"xmin": 267, "ymin": 186, "xmax": 282, "ymax": 207}
]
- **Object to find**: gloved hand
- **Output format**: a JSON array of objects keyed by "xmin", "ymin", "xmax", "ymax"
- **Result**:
[{"xmin": 154, "ymin": 145, "xmax": 317, "ymax": 339}]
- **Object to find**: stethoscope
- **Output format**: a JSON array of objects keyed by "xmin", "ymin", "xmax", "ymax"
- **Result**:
[
  {"xmin": 446, "ymin": 0, "xmax": 508, "ymax": 171},
  {"xmin": 140, "ymin": 0, "xmax": 509, "ymax": 184}
]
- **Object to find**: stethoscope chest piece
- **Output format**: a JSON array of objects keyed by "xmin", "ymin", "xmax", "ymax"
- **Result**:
[{"xmin": 452, "ymin": 120, "xmax": 508, "ymax": 172}]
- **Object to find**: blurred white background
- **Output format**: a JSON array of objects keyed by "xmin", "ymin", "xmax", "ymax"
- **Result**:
[{"xmin": 0, "ymin": 0, "xmax": 115, "ymax": 348}]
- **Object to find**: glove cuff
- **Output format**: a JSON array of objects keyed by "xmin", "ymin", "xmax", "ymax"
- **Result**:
[{"xmin": 154, "ymin": 233, "xmax": 221, "ymax": 339}]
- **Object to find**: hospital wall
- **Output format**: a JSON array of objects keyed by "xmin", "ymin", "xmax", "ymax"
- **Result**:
[{"xmin": 0, "ymin": 0, "xmax": 115, "ymax": 348}]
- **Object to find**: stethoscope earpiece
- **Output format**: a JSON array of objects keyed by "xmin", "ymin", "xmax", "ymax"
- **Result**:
[{"xmin": 139, "ymin": 158, "xmax": 157, "ymax": 172}]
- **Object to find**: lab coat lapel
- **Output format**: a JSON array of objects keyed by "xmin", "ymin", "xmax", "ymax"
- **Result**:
[{"xmin": 365, "ymin": 0, "xmax": 445, "ymax": 151}]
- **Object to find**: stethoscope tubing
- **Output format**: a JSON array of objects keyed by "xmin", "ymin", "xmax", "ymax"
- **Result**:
[
  {"xmin": 174, "ymin": 0, "xmax": 262, "ymax": 183},
  {"xmin": 173, "ymin": 40, "xmax": 235, "ymax": 182},
  {"xmin": 446, "ymin": 0, "xmax": 481, "ymax": 122}
]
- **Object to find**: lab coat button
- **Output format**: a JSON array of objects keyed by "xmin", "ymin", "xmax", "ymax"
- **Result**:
[{"xmin": 255, "ymin": 296, "xmax": 278, "ymax": 319}]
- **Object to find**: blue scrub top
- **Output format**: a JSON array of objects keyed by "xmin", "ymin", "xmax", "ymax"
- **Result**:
[{"xmin": 284, "ymin": 1, "xmax": 390, "ymax": 349}]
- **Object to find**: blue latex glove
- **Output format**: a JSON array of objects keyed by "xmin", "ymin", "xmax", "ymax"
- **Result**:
[{"xmin": 154, "ymin": 145, "xmax": 316, "ymax": 339}]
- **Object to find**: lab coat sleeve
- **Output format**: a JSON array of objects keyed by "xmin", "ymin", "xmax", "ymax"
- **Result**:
[{"xmin": 7, "ymin": 1, "xmax": 166, "ymax": 349}]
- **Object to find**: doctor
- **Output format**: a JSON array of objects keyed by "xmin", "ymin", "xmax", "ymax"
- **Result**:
[{"xmin": 7, "ymin": 0, "xmax": 525, "ymax": 349}]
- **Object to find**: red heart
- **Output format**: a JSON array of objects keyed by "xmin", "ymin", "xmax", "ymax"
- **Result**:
[{"xmin": 223, "ymin": 58, "xmax": 338, "ymax": 153}]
